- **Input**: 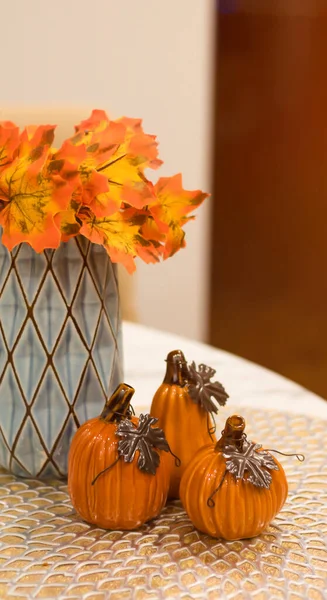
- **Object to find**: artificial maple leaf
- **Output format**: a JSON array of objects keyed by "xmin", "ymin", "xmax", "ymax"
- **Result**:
[
  {"xmin": 134, "ymin": 235, "xmax": 162, "ymax": 264},
  {"xmin": 53, "ymin": 139, "xmax": 110, "ymax": 213},
  {"xmin": 79, "ymin": 210, "xmax": 140, "ymax": 273},
  {"xmin": 151, "ymin": 173, "xmax": 207, "ymax": 224},
  {"xmin": 47, "ymin": 143, "xmax": 86, "ymax": 244},
  {"xmin": 0, "ymin": 121, "xmax": 20, "ymax": 171},
  {"xmin": 80, "ymin": 170, "xmax": 112, "ymax": 214},
  {"xmin": 52, "ymin": 139, "xmax": 87, "ymax": 167},
  {"xmin": 139, "ymin": 212, "xmax": 166, "ymax": 244},
  {"xmin": 119, "ymin": 206, "xmax": 163, "ymax": 264},
  {"xmin": 119, "ymin": 117, "xmax": 162, "ymax": 170},
  {"xmin": 70, "ymin": 117, "xmax": 132, "ymax": 216},
  {"xmin": 187, "ymin": 363, "xmax": 229, "ymax": 414},
  {"xmin": 75, "ymin": 112, "xmax": 160, "ymax": 210},
  {"xmin": 54, "ymin": 208, "xmax": 81, "ymax": 242},
  {"xmin": 75, "ymin": 109, "xmax": 110, "ymax": 134},
  {"xmin": 48, "ymin": 141, "xmax": 85, "ymax": 193},
  {"xmin": 73, "ymin": 119, "xmax": 125, "ymax": 165},
  {"xmin": 150, "ymin": 174, "xmax": 209, "ymax": 258},
  {"xmin": 164, "ymin": 221, "xmax": 186, "ymax": 258},
  {"xmin": 19, "ymin": 124, "xmax": 56, "ymax": 152},
  {"xmin": 94, "ymin": 146, "xmax": 156, "ymax": 210},
  {"xmin": 79, "ymin": 209, "xmax": 162, "ymax": 272},
  {"xmin": 112, "ymin": 118, "xmax": 161, "ymax": 208},
  {"xmin": 0, "ymin": 147, "xmax": 76, "ymax": 252},
  {"xmin": 222, "ymin": 439, "xmax": 279, "ymax": 489},
  {"xmin": 116, "ymin": 413, "xmax": 170, "ymax": 475}
]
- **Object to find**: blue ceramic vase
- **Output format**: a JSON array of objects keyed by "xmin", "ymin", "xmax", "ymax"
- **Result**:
[{"xmin": 0, "ymin": 234, "xmax": 123, "ymax": 479}]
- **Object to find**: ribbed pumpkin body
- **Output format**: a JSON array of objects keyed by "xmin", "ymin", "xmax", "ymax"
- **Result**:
[
  {"xmin": 180, "ymin": 443, "xmax": 288, "ymax": 540},
  {"xmin": 151, "ymin": 383, "xmax": 215, "ymax": 498},
  {"xmin": 68, "ymin": 415, "xmax": 170, "ymax": 530}
]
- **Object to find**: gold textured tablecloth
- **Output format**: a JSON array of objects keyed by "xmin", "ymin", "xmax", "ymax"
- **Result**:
[{"xmin": 0, "ymin": 406, "xmax": 326, "ymax": 600}]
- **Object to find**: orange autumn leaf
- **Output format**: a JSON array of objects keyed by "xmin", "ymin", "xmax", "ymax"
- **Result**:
[
  {"xmin": 78, "ymin": 134, "xmax": 124, "ymax": 216},
  {"xmin": 50, "ymin": 138, "xmax": 114, "ymax": 243},
  {"xmin": 119, "ymin": 206, "xmax": 163, "ymax": 264},
  {"xmin": 151, "ymin": 173, "xmax": 207, "ymax": 224},
  {"xmin": 92, "ymin": 141, "xmax": 157, "ymax": 210},
  {"xmin": 52, "ymin": 139, "xmax": 87, "ymax": 167},
  {"xmin": 79, "ymin": 211, "xmax": 139, "ymax": 273},
  {"xmin": 99, "ymin": 153, "xmax": 156, "ymax": 210},
  {"xmin": 47, "ymin": 142, "xmax": 86, "ymax": 242},
  {"xmin": 49, "ymin": 140, "xmax": 86, "ymax": 209},
  {"xmin": 139, "ymin": 213, "xmax": 166, "ymax": 244},
  {"xmin": 79, "ymin": 209, "xmax": 162, "ymax": 273},
  {"xmin": 54, "ymin": 207, "xmax": 82, "ymax": 242},
  {"xmin": 73, "ymin": 118, "xmax": 125, "ymax": 165},
  {"xmin": 73, "ymin": 110, "xmax": 161, "ymax": 211},
  {"xmin": 113, "ymin": 117, "xmax": 162, "ymax": 208},
  {"xmin": 73, "ymin": 111, "xmax": 125, "ymax": 170},
  {"xmin": 20, "ymin": 123, "xmax": 56, "ymax": 145},
  {"xmin": 0, "ymin": 143, "xmax": 76, "ymax": 252},
  {"xmin": 119, "ymin": 117, "xmax": 163, "ymax": 170},
  {"xmin": 51, "ymin": 135, "xmax": 116, "ymax": 220},
  {"xmin": 75, "ymin": 109, "xmax": 110, "ymax": 135},
  {"xmin": 122, "ymin": 206, "xmax": 165, "ymax": 246},
  {"xmin": 18, "ymin": 125, "xmax": 56, "ymax": 163},
  {"xmin": 75, "ymin": 110, "xmax": 160, "ymax": 168},
  {"xmin": 69, "ymin": 116, "xmax": 128, "ymax": 216},
  {"xmin": 79, "ymin": 169, "xmax": 111, "ymax": 213},
  {"xmin": 149, "ymin": 174, "xmax": 209, "ymax": 258},
  {"xmin": 135, "ymin": 238, "xmax": 162, "ymax": 265},
  {"xmin": 0, "ymin": 121, "xmax": 20, "ymax": 171}
]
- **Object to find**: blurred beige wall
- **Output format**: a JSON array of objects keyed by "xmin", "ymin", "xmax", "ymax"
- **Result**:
[{"xmin": 0, "ymin": 0, "xmax": 214, "ymax": 341}]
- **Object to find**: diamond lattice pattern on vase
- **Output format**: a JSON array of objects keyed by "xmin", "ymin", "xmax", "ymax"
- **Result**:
[{"xmin": 0, "ymin": 235, "xmax": 123, "ymax": 478}]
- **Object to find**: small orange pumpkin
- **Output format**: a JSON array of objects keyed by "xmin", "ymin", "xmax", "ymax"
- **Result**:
[
  {"xmin": 68, "ymin": 383, "xmax": 172, "ymax": 530},
  {"xmin": 180, "ymin": 415, "xmax": 289, "ymax": 540},
  {"xmin": 150, "ymin": 350, "xmax": 229, "ymax": 498}
]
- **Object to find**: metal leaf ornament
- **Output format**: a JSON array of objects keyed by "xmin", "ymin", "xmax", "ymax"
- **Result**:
[
  {"xmin": 187, "ymin": 362, "xmax": 229, "ymax": 413},
  {"xmin": 222, "ymin": 439, "xmax": 279, "ymax": 489},
  {"xmin": 116, "ymin": 414, "xmax": 171, "ymax": 475}
]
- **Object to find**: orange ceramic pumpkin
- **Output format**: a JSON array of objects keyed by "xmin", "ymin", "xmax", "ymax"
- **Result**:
[
  {"xmin": 68, "ymin": 383, "xmax": 172, "ymax": 530},
  {"xmin": 180, "ymin": 415, "xmax": 288, "ymax": 540},
  {"xmin": 150, "ymin": 350, "xmax": 229, "ymax": 498}
]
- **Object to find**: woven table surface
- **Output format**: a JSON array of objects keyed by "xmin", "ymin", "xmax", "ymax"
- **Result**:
[{"xmin": 0, "ymin": 406, "xmax": 326, "ymax": 600}]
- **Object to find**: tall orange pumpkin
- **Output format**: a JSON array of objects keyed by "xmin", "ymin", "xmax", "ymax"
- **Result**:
[
  {"xmin": 150, "ymin": 350, "xmax": 229, "ymax": 498},
  {"xmin": 68, "ymin": 383, "xmax": 172, "ymax": 530},
  {"xmin": 180, "ymin": 415, "xmax": 289, "ymax": 540}
]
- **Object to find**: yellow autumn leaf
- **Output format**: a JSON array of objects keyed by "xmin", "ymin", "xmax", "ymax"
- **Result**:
[
  {"xmin": 150, "ymin": 174, "xmax": 208, "ymax": 257},
  {"xmin": 54, "ymin": 207, "xmax": 81, "ymax": 242},
  {"xmin": 79, "ymin": 208, "xmax": 162, "ymax": 272},
  {"xmin": 0, "ymin": 147, "xmax": 74, "ymax": 252},
  {"xmin": 0, "ymin": 121, "xmax": 20, "ymax": 171},
  {"xmin": 73, "ymin": 110, "xmax": 160, "ymax": 211},
  {"xmin": 79, "ymin": 211, "xmax": 140, "ymax": 272}
]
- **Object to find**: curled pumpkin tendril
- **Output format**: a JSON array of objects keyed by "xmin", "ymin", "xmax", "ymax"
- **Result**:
[
  {"xmin": 265, "ymin": 449, "xmax": 305, "ymax": 462},
  {"xmin": 207, "ymin": 470, "xmax": 227, "ymax": 508},
  {"xmin": 207, "ymin": 411, "xmax": 217, "ymax": 442},
  {"xmin": 91, "ymin": 414, "xmax": 181, "ymax": 485},
  {"xmin": 91, "ymin": 444, "xmax": 181, "ymax": 486},
  {"xmin": 91, "ymin": 456, "xmax": 120, "ymax": 486},
  {"xmin": 207, "ymin": 440, "xmax": 305, "ymax": 507},
  {"xmin": 170, "ymin": 449, "xmax": 181, "ymax": 468}
]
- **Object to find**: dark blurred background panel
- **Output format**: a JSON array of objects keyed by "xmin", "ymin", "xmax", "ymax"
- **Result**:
[{"xmin": 210, "ymin": 0, "xmax": 327, "ymax": 398}]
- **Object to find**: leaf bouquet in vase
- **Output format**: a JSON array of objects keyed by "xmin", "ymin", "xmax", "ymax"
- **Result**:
[{"xmin": 0, "ymin": 109, "xmax": 208, "ymax": 479}]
